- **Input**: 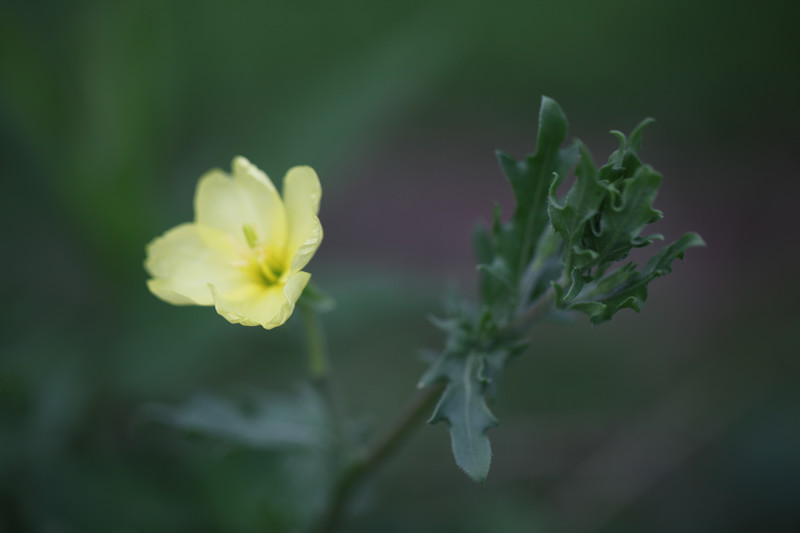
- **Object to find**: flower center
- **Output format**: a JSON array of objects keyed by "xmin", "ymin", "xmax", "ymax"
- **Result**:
[{"xmin": 241, "ymin": 224, "xmax": 285, "ymax": 286}]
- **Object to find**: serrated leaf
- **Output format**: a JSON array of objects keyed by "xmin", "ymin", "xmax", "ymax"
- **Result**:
[
  {"xmin": 493, "ymin": 97, "xmax": 579, "ymax": 283},
  {"xmin": 423, "ymin": 98, "xmax": 703, "ymax": 484},
  {"xmin": 477, "ymin": 259, "xmax": 515, "ymax": 293},
  {"xmin": 584, "ymin": 164, "xmax": 664, "ymax": 274},
  {"xmin": 598, "ymin": 118, "xmax": 653, "ymax": 183},
  {"xmin": 429, "ymin": 313, "xmax": 474, "ymax": 355},
  {"xmin": 566, "ymin": 232, "xmax": 705, "ymax": 323},
  {"xmin": 475, "ymin": 211, "xmax": 511, "ymax": 306},
  {"xmin": 420, "ymin": 349, "xmax": 508, "ymax": 482},
  {"xmin": 548, "ymin": 142, "xmax": 607, "ymax": 271},
  {"xmin": 562, "ymin": 269, "xmax": 586, "ymax": 301}
]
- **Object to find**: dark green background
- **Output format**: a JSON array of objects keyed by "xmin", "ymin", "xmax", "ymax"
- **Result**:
[{"xmin": 2, "ymin": 1, "xmax": 799, "ymax": 531}]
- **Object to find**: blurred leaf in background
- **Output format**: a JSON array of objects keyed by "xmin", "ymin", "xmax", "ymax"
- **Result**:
[{"xmin": 1, "ymin": 0, "xmax": 799, "ymax": 531}]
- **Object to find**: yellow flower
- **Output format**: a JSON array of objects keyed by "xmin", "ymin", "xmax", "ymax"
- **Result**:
[{"xmin": 145, "ymin": 156, "xmax": 323, "ymax": 329}]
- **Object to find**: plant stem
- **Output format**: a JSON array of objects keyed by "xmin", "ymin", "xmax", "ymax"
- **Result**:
[
  {"xmin": 506, "ymin": 285, "xmax": 558, "ymax": 333},
  {"xmin": 301, "ymin": 304, "xmax": 329, "ymax": 379},
  {"xmin": 310, "ymin": 382, "xmax": 445, "ymax": 533},
  {"xmin": 300, "ymin": 304, "xmax": 352, "ymax": 453}
]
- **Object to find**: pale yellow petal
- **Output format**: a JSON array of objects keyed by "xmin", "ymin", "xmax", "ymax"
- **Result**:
[
  {"xmin": 194, "ymin": 157, "xmax": 287, "ymax": 251},
  {"xmin": 210, "ymin": 271, "xmax": 311, "ymax": 329},
  {"xmin": 283, "ymin": 166, "xmax": 323, "ymax": 273},
  {"xmin": 144, "ymin": 223, "xmax": 248, "ymax": 305}
]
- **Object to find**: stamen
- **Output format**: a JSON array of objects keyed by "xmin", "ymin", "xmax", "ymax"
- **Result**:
[
  {"xmin": 255, "ymin": 247, "xmax": 284, "ymax": 285},
  {"xmin": 237, "ymin": 231, "xmax": 286, "ymax": 286}
]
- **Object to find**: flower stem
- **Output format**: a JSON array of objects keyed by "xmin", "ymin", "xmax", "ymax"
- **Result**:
[
  {"xmin": 301, "ymin": 304, "xmax": 329, "ymax": 379},
  {"xmin": 299, "ymin": 303, "xmax": 353, "ymax": 457},
  {"xmin": 310, "ymin": 382, "xmax": 444, "ymax": 533}
]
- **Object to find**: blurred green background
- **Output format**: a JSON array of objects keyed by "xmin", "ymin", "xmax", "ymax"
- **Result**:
[{"xmin": 2, "ymin": 0, "xmax": 799, "ymax": 531}]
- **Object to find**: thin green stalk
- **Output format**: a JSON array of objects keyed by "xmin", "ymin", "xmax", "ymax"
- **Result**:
[
  {"xmin": 301, "ymin": 304, "xmax": 329, "ymax": 379},
  {"xmin": 506, "ymin": 286, "xmax": 558, "ymax": 333},
  {"xmin": 310, "ymin": 383, "xmax": 445, "ymax": 533},
  {"xmin": 300, "ymin": 304, "xmax": 352, "ymax": 452}
]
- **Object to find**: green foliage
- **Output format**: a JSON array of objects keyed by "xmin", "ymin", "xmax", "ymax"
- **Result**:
[
  {"xmin": 2, "ymin": 0, "xmax": 792, "ymax": 529},
  {"xmin": 145, "ymin": 386, "xmax": 332, "ymax": 451},
  {"xmin": 144, "ymin": 387, "xmax": 336, "ymax": 531},
  {"xmin": 422, "ymin": 97, "xmax": 704, "ymax": 481},
  {"xmin": 480, "ymin": 97, "xmax": 579, "ymax": 309},
  {"xmin": 557, "ymin": 232, "xmax": 704, "ymax": 324},
  {"xmin": 418, "ymin": 308, "xmax": 525, "ymax": 481}
]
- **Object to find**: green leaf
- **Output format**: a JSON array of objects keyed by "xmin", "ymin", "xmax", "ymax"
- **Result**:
[
  {"xmin": 422, "ymin": 99, "xmax": 703, "ymax": 484},
  {"xmin": 598, "ymin": 118, "xmax": 653, "ymax": 183},
  {"xmin": 475, "ymin": 207, "xmax": 513, "ymax": 306},
  {"xmin": 629, "ymin": 117, "xmax": 655, "ymax": 151},
  {"xmin": 477, "ymin": 259, "xmax": 515, "ymax": 293},
  {"xmin": 493, "ymin": 96, "xmax": 579, "ymax": 284},
  {"xmin": 144, "ymin": 386, "xmax": 331, "ymax": 450},
  {"xmin": 517, "ymin": 228, "xmax": 563, "ymax": 305},
  {"xmin": 548, "ymin": 142, "xmax": 607, "ymax": 271},
  {"xmin": 566, "ymin": 232, "xmax": 705, "ymax": 323},
  {"xmin": 584, "ymin": 163, "xmax": 664, "ymax": 274},
  {"xmin": 419, "ymin": 348, "xmax": 509, "ymax": 482}
]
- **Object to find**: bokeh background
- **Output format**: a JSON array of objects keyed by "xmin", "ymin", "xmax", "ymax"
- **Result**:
[{"xmin": 2, "ymin": 0, "xmax": 799, "ymax": 531}]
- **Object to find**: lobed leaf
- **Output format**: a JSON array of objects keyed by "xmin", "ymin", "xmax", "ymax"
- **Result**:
[
  {"xmin": 583, "ymin": 164, "xmax": 664, "ymax": 275},
  {"xmin": 565, "ymin": 232, "xmax": 705, "ymax": 323},
  {"xmin": 490, "ymin": 97, "xmax": 578, "ymax": 286},
  {"xmin": 548, "ymin": 142, "xmax": 607, "ymax": 272},
  {"xmin": 422, "ymin": 98, "xmax": 703, "ymax": 483},
  {"xmin": 419, "ymin": 346, "xmax": 510, "ymax": 482}
]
